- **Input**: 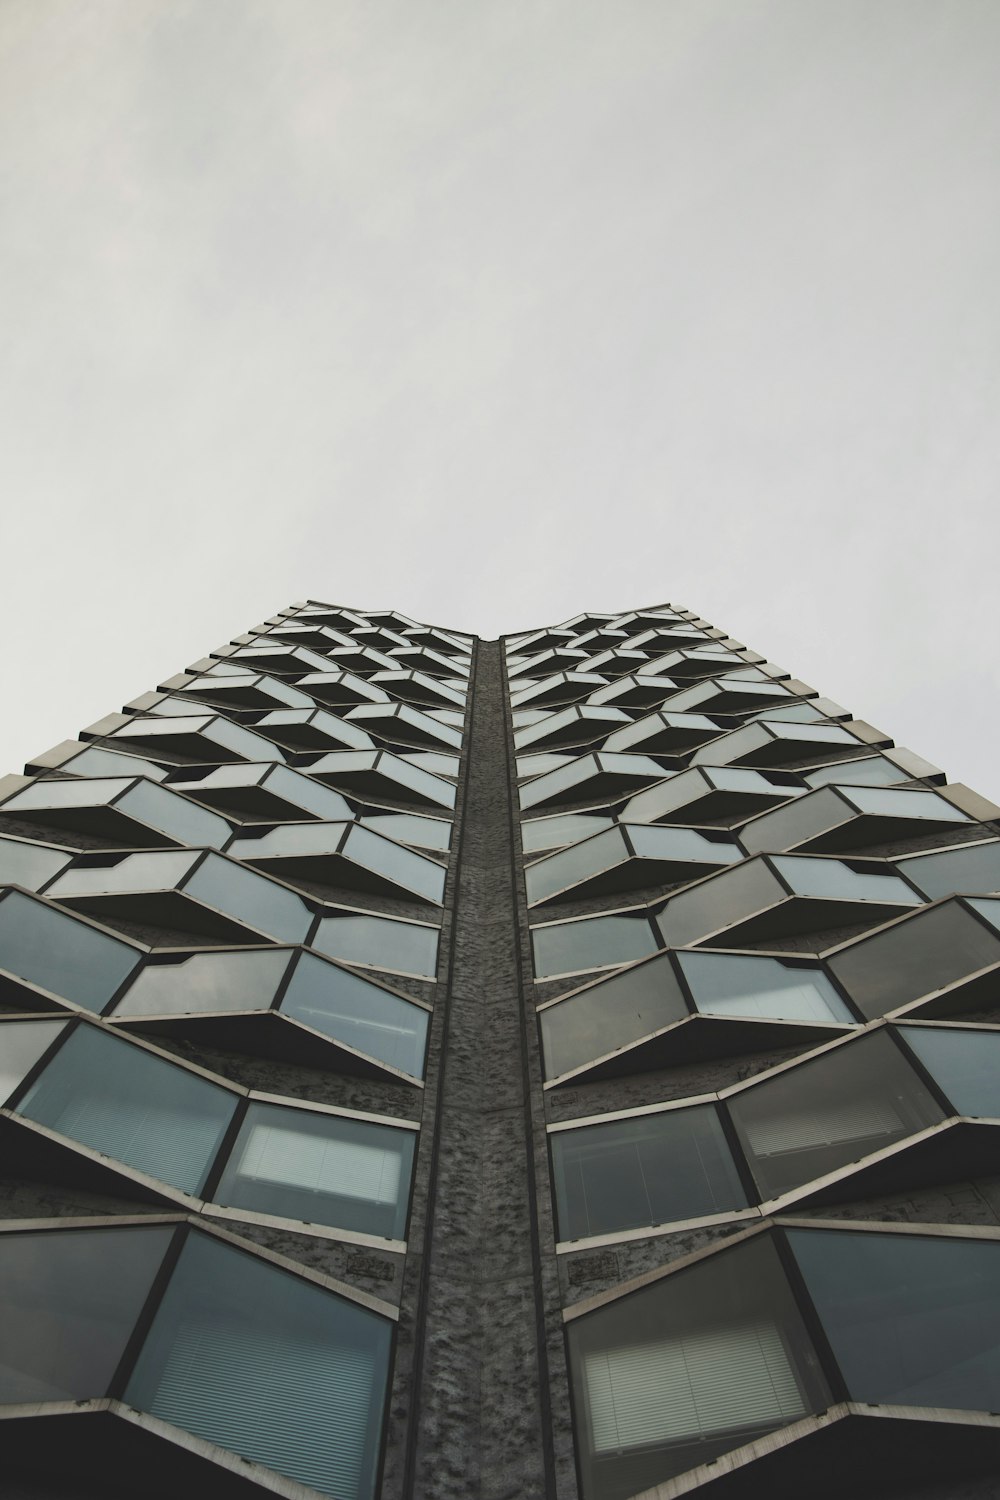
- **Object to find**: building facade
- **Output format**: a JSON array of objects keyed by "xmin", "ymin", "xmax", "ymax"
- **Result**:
[{"xmin": 2, "ymin": 601, "xmax": 1000, "ymax": 1500}]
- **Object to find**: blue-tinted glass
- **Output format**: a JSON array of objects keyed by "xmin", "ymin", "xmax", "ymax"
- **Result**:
[
  {"xmin": 539, "ymin": 955, "xmax": 688, "ymax": 1080},
  {"xmin": 0, "ymin": 836, "xmax": 70, "ymax": 891},
  {"xmin": 314, "ymin": 912, "xmax": 438, "ymax": 979},
  {"xmin": 126, "ymin": 1233, "xmax": 393, "ymax": 1500},
  {"xmin": 186, "ymin": 854, "xmax": 312, "ymax": 943},
  {"xmin": 899, "ymin": 1025, "xmax": 1000, "ymax": 1117},
  {"xmin": 18, "ymin": 1025, "xmax": 237, "ymax": 1194},
  {"xmin": 790, "ymin": 1228, "xmax": 1000, "ymax": 1412},
  {"xmin": 0, "ymin": 891, "xmax": 140, "ymax": 1011},
  {"xmin": 282, "ymin": 952, "xmax": 428, "ymax": 1076},
  {"xmin": 532, "ymin": 912, "xmax": 657, "ymax": 979},
  {"xmin": 114, "ymin": 948, "xmax": 290, "ymax": 1017},
  {"xmin": 677, "ymin": 951, "xmax": 853, "ymax": 1023},
  {"xmin": 901, "ymin": 844, "xmax": 1000, "ymax": 900},
  {"xmin": 214, "ymin": 1101, "xmax": 416, "ymax": 1237}
]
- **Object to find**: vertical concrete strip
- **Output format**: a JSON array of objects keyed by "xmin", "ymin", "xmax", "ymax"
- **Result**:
[{"xmin": 406, "ymin": 639, "xmax": 549, "ymax": 1500}]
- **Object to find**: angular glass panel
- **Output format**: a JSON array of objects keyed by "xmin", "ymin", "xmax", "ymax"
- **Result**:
[
  {"xmin": 62, "ymin": 746, "xmax": 170, "ymax": 781},
  {"xmin": 843, "ymin": 785, "xmax": 968, "ymax": 821},
  {"xmin": 0, "ymin": 1018, "xmax": 67, "ymax": 1104},
  {"xmin": 900, "ymin": 843, "xmax": 1000, "ymax": 901},
  {"xmin": 215, "ymin": 1102, "xmax": 415, "ymax": 1237},
  {"xmin": 539, "ymin": 955, "xmax": 688, "ymax": 1079},
  {"xmin": 18, "ymin": 1024, "xmax": 237, "ymax": 1194},
  {"xmin": 0, "ymin": 835, "xmax": 71, "ymax": 891},
  {"xmin": 532, "ymin": 912, "xmax": 657, "ymax": 980},
  {"xmin": 552, "ymin": 1105, "xmax": 747, "ymax": 1240},
  {"xmin": 655, "ymin": 860, "xmax": 787, "ymax": 949},
  {"xmin": 186, "ymin": 854, "xmax": 313, "ymax": 943},
  {"xmin": 677, "ymin": 951, "xmax": 853, "ymax": 1023},
  {"xmin": 804, "ymin": 756, "xmax": 906, "ymax": 789},
  {"xmin": 0, "ymin": 1225, "xmax": 173, "ymax": 1402},
  {"xmin": 314, "ymin": 912, "xmax": 439, "ymax": 979},
  {"xmin": 282, "ymin": 952, "xmax": 429, "ymax": 1075},
  {"xmin": 728, "ymin": 1031, "xmax": 943, "ymax": 1199},
  {"xmin": 113, "ymin": 948, "xmax": 291, "ymax": 1017},
  {"xmin": 119, "ymin": 780, "xmax": 231, "ymax": 848},
  {"xmin": 4, "ymin": 776, "xmax": 131, "ymax": 810},
  {"xmin": 970, "ymin": 898, "xmax": 1000, "ymax": 933},
  {"xmin": 828, "ymin": 902, "xmax": 1000, "ymax": 1019},
  {"xmin": 627, "ymin": 825, "xmax": 742, "ymax": 865},
  {"xmin": 0, "ymin": 891, "xmax": 141, "ymax": 1010},
  {"xmin": 360, "ymin": 811, "xmax": 452, "ymax": 852},
  {"xmin": 520, "ymin": 814, "xmax": 615, "ymax": 855},
  {"xmin": 126, "ymin": 1232, "xmax": 392, "ymax": 1500},
  {"xmin": 526, "ymin": 829, "xmax": 629, "ymax": 905},
  {"xmin": 342, "ymin": 825, "xmax": 446, "ymax": 904},
  {"xmin": 899, "ymin": 1025, "xmax": 1000, "ymax": 1118},
  {"xmin": 789, "ymin": 1228, "xmax": 1000, "ymax": 1413},
  {"xmin": 567, "ymin": 1233, "xmax": 828, "ymax": 1500},
  {"xmin": 771, "ymin": 856, "xmax": 921, "ymax": 905},
  {"xmin": 48, "ymin": 850, "xmax": 198, "ymax": 896},
  {"xmin": 230, "ymin": 822, "xmax": 350, "ymax": 859},
  {"xmin": 266, "ymin": 765, "xmax": 355, "ymax": 820}
]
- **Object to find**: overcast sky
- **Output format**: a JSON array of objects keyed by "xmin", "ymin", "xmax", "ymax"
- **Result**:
[{"xmin": 1, "ymin": 0, "xmax": 998, "ymax": 798}]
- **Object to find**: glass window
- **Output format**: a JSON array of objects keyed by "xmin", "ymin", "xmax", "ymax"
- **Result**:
[
  {"xmin": 828, "ymin": 902, "xmax": 1000, "ymax": 1019},
  {"xmin": 215, "ymin": 1102, "xmax": 415, "ymax": 1237},
  {"xmin": 521, "ymin": 814, "xmax": 615, "ymax": 855},
  {"xmin": 0, "ymin": 891, "xmax": 141, "ymax": 1011},
  {"xmin": 314, "ymin": 912, "xmax": 439, "ymax": 979},
  {"xmin": 282, "ymin": 951, "xmax": 428, "ymax": 1076},
  {"xmin": 48, "ymin": 849, "xmax": 198, "ymax": 896},
  {"xmin": 728, "ymin": 1031, "xmax": 943, "ymax": 1199},
  {"xmin": 656, "ymin": 860, "xmax": 786, "ymax": 949},
  {"xmin": 186, "ymin": 854, "xmax": 313, "ymax": 943},
  {"xmin": 0, "ymin": 1018, "xmax": 67, "ymax": 1104},
  {"xmin": 627, "ymin": 825, "xmax": 742, "ymax": 865},
  {"xmin": 0, "ymin": 1225, "xmax": 173, "ymax": 1402},
  {"xmin": 804, "ymin": 756, "xmax": 907, "ymax": 789},
  {"xmin": 113, "ymin": 948, "xmax": 291, "ymax": 1017},
  {"xmin": 63, "ymin": 746, "xmax": 170, "ymax": 781},
  {"xmin": 845, "ymin": 785, "xmax": 968, "ymax": 822},
  {"xmin": 789, "ymin": 1228, "xmax": 1000, "ymax": 1413},
  {"xmin": 342, "ymin": 825, "xmax": 446, "ymax": 904},
  {"xmin": 359, "ymin": 811, "xmax": 452, "ymax": 853},
  {"xmin": 539, "ymin": 955, "xmax": 688, "ymax": 1080},
  {"xmin": 899, "ymin": 1025, "xmax": 1000, "ymax": 1118},
  {"xmin": 771, "ymin": 856, "xmax": 921, "ymax": 905},
  {"xmin": 266, "ymin": 765, "xmax": 355, "ymax": 821},
  {"xmin": 677, "ymin": 950, "xmax": 853, "ymax": 1023},
  {"xmin": 900, "ymin": 843, "xmax": 1000, "ymax": 901},
  {"xmin": 532, "ymin": 912, "xmax": 658, "ymax": 980},
  {"xmin": 125, "ymin": 1231, "xmax": 392, "ymax": 1500},
  {"xmin": 0, "ymin": 835, "xmax": 70, "ymax": 891},
  {"xmin": 119, "ymin": 780, "xmax": 231, "ymax": 848},
  {"xmin": 970, "ymin": 898, "xmax": 1000, "ymax": 933},
  {"xmin": 17, "ymin": 1025, "xmax": 238, "ymax": 1195},
  {"xmin": 567, "ymin": 1233, "xmax": 828, "ymax": 1500},
  {"xmin": 552, "ymin": 1105, "xmax": 747, "ymax": 1241},
  {"xmin": 526, "ymin": 829, "xmax": 629, "ymax": 905},
  {"xmin": 4, "ymin": 776, "xmax": 130, "ymax": 810}
]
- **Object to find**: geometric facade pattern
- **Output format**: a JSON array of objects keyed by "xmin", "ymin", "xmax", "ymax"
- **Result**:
[{"xmin": 2, "ymin": 599, "xmax": 1000, "ymax": 1499}]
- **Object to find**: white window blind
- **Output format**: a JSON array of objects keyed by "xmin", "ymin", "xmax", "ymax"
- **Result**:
[
  {"xmin": 743, "ymin": 1097, "xmax": 904, "ymax": 1157},
  {"xmin": 584, "ymin": 1321, "xmax": 806, "ymax": 1453},
  {"xmin": 236, "ymin": 1122, "xmax": 402, "ymax": 1205}
]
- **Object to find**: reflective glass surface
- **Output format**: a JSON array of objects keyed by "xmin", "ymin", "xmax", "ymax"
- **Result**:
[
  {"xmin": 899, "ymin": 1025, "xmax": 1000, "ymax": 1118},
  {"xmin": 48, "ymin": 849, "xmax": 198, "ymax": 896},
  {"xmin": 18, "ymin": 1024, "xmax": 238, "ymax": 1194},
  {"xmin": 790, "ymin": 1228, "xmax": 1000, "ymax": 1412},
  {"xmin": 0, "ymin": 836, "xmax": 71, "ymax": 891},
  {"xmin": 539, "ymin": 955, "xmax": 688, "ymax": 1079},
  {"xmin": 533, "ymin": 912, "xmax": 657, "ymax": 980},
  {"xmin": 526, "ymin": 829, "xmax": 628, "ymax": 905},
  {"xmin": 772, "ymin": 855, "xmax": 921, "ymax": 905},
  {"xmin": 0, "ymin": 891, "xmax": 141, "ymax": 1010},
  {"xmin": 62, "ymin": 746, "xmax": 169, "ymax": 781},
  {"xmin": 828, "ymin": 902, "xmax": 1000, "ymax": 1019},
  {"xmin": 0, "ymin": 1225, "xmax": 172, "ymax": 1402},
  {"xmin": 120, "ymin": 780, "xmax": 230, "ymax": 848},
  {"xmin": 314, "ymin": 912, "xmax": 439, "ymax": 979},
  {"xmin": 677, "ymin": 950, "xmax": 853, "ymax": 1022},
  {"xmin": 728, "ymin": 1031, "xmax": 943, "ymax": 1198},
  {"xmin": 520, "ymin": 814, "xmax": 615, "ymax": 855},
  {"xmin": 567, "ymin": 1234, "xmax": 828, "ymax": 1500},
  {"xmin": 900, "ymin": 843, "xmax": 1000, "ymax": 901},
  {"xmin": 846, "ymin": 786, "xmax": 968, "ymax": 821},
  {"xmin": 114, "ymin": 947, "xmax": 291, "ymax": 1017},
  {"xmin": 343, "ymin": 825, "xmax": 446, "ymax": 903},
  {"xmin": 186, "ymin": 854, "xmax": 313, "ymax": 943},
  {"xmin": 0, "ymin": 1018, "xmax": 67, "ymax": 1104},
  {"xmin": 656, "ymin": 860, "xmax": 786, "ymax": 949},
  {"xmin": 359, "ymin": 811, "xmax": 452, "ymax": 852},
  {"xmin": 281, "ymin": 952, "xmax": 429, "ymax": 1075},
  {"xmin": 126, "ymin": 1232, "xmax": 393, "ymax": 1500},
  {"xmin": 552, "ymin": 1105, "xmax": 747, "ymax": 1240},
  {"xmin": 215, "ymin": 1102, "xmax": 415, "ymax": 1237}
]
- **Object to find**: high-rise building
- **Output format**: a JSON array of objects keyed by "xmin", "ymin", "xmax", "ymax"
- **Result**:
[{"xmin": 2, "ymin": 600, "xmax": 1000, "ymax": 1500}]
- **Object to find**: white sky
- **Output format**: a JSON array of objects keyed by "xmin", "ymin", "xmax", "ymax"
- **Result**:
[{"xmin": 1, "ymin": 0, "xmax": 999, "ymax": 798}]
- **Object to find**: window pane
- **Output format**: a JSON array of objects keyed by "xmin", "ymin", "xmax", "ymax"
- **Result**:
[
  {"xmin": 539, "ymin": 956, "xmax": 688, "ymax": 1080},
  {"xmin": 0, "ymin": 891, "xmax": 141, "ymax": 1011},
  {"xmin": 772, "ymin": 856, "xmax": 921, "ymax": 905},
  {"xmin": 120, "ymin": 780, "xmax": 231, "ymax": 849},
  {"xmin": 314, "ymin": 912, "xmax": 439, "ymax": 979},
  {"xmin": 677, "ymin": 951, "xmax": 853, "ymax": 1023},
  {"xmin": 186, "ymin": 854, "xmax": 312, "ymax": 943},
  {"xmin": 789, "ymin": 1228, "xmax": 1000, "ymax": 1413},
  {"xmin": 828, "ymin": 902, "xmax": 1000, "ymax": 1019},
  {"xmin": 125, "ymin": 1232, "xmax": 393, "ymax": 1500},
  {"xmin": 533, "ymin": 913, "xmax": 657, "ymax": 980},
  {"xmin": 0, "ymin": 1019, "xmax": 67, "ymax": 1104},
  {"xmin": 282, "ymin": 952, "xmax": 428, "ymax": 1076},
  {"xmin": 552, "ymin": 1105, "xmax": 747, "ymax": 1240},
  {"xmin": 567, "ymin": 1233, "xmax": 829, "ymax": 1500},
  {"xmin": 901, "ymin": 843, "xmax": 1000, "ymax": 900},
  {"xmin": 521, "ymin": 814, "xmax": 615, "ymax": 855},
  {"xmin": 899, "ymin": 1025, "xmax": 1000, "ymax": 1118},
  {"xmin": 360, "ymin": 811, "xmax": 452, "ymax": 852},
  {"xmin": 0, "ymin": 835, "xmax": 70, "ymax": 891},
  {"xmin": 728, "ymin": 1031, "xmax": 943, "ymax": 1199},
  {"xmin": 114, "ymin": 948, "xmax": 291, "ymax": 1017},
  {"xmin": 18, "ymin": 1025, "xmax": 237, "ymax": 1194},
  {"xmin": 342, "ymin": 825, "xmax": 446, "ymax": 904},
  {"xmin": 655, "ymin": 860, "xmax": 786, "ymax": 949},
  {"xmin": 215, "ymin": 1101, "xmax": 415, "ymax": 1237},
  {"xmin": 0, "ymin": 1225, "xmax": 172, "ymax": 1402}
]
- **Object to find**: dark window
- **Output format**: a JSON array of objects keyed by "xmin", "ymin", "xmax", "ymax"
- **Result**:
[
  {"xmin": 828, "ymin": 902, "xmax": 1000, "ymax": 1019},
  {"xmin": 539, "ymin": 955, "xmax": 687, "ymax": 1080}
]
